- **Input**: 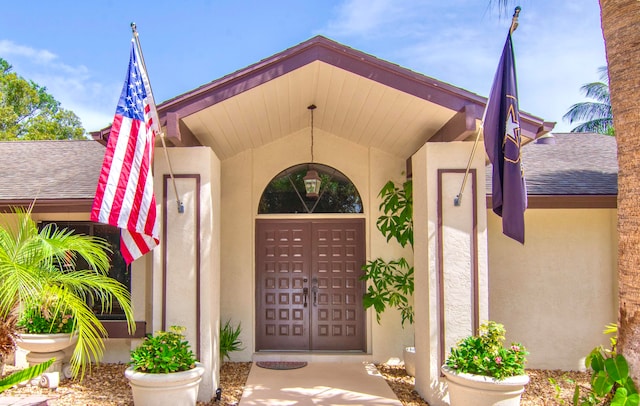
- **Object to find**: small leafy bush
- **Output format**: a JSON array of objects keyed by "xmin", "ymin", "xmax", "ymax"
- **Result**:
[
  {"xmin": 220, "ymin": 320, "xmax": 244, "ymax": 361},
  {"xmin": 17, "ymin": 304, "xmax": 75, "ymax": 334},
  {"xmin": 445, "ymin": 321, "xmax": 528, "ymax": 380},
  {"xmin": 569, "ymin": 324, "xmax": 639, "ymax": 406},
  {"xmin": 130, "ymin": 326, "xmax": 197, "ymax": 373}
]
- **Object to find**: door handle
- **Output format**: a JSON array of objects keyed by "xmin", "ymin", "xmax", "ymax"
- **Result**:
[
  {"xmin": 312, "ymin": 285, "xmax": 318, "ymax": 307},
  {"xmin": 303, "ymin": 287, "xmax": 308, "ymax": 308}
]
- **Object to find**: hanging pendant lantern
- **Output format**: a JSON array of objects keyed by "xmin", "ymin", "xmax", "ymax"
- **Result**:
[
  {"xmin": 304, "ymin": 104, "xmax": 321, "ymax": 199},
  {"xmin": 303, "ymin": 169, "xmax": 321, "ymax": 198}
]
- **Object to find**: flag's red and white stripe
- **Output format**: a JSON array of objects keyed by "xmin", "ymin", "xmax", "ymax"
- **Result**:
[{"xmin": 92, "ymin": 40, "xmax": 159, "ymax": 264}]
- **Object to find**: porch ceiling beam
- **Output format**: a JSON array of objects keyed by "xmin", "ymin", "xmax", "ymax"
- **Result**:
[
  {"xmin": 165, "ymin": 112, "xmax": 201, "ymax": 147},
  {"xmin": 429, "ymin": 104, "xmax": 480, "ymax": 142}
]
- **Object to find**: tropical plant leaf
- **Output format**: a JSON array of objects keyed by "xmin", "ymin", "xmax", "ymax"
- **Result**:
[
  {"xmin": 0, "ymin": 358, "xmax": 55, "ymax": 393},
  {"xmin": 611, "ymin": 387, "xmax": 640, "ymax": 406},
  {"xmin": 588, "ymin": 348, "xmax": 606, "ymax": 372},
  {"xmin": 605, "ymin": 354, "xmax": 629, "ymax": 382},
  {"xmin": 0, "ymin": 207, "xmax": 135, "ymax": 379},
  {"xmin": 592, "ymin": 370, "xmax": 615, "ymax": 397}
]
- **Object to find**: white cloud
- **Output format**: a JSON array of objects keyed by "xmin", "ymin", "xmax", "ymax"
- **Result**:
[
  {"xmin": 322, "ymin": 0, "xmax": 606, "ymax": 133},
  {"xmin": 0, "ymin": 40, "xmax": 57, "ymax": 64},
  {"xmin": 0, "ymin": 40, "xmax": 119, "ymax": 132},
  {"xmin": 324, "ymin": 0, "xmax": 403, "ymax": 37}
]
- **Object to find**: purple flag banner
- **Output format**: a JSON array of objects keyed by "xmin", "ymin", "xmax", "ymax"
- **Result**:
[{"xmin": 483, "ymin": 32, "xmax": 527, "ymax": 244}]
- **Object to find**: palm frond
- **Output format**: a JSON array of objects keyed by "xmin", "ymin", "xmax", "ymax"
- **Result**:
[
  {"xmin": 570, "ymin": 118, "xmax": 615, "ymax": 135},
  {"xmin": 580, "ymin": 82, "xmax": 610, "ymax": 104},
  {"xmin": 564, "ymin": 102, "xmax": 612, "ymax": 124},
  {"xmin": 563, "ymin": 66, "xmax": 613, "ymax": 135},
  {"xmin": 0, "ymin": 358, "xmax": 55, "ymax": 393},
  {"xmin": 0, "ymin": 207, "xmax": 135, "ymax": 380}
]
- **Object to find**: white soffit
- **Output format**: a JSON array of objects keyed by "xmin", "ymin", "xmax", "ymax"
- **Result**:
[{"xmin": 181, "ymin": 61, "xmax": 456, "ymax": 160}]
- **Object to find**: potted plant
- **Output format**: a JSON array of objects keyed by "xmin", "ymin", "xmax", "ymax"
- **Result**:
[
  {"xmin": 125, "ymin": 325, "xmax": 205, "ymax": 406},
  {"xmin": 441, "ymin": 321, "xmax": 529, "ymax": 406},
  {"xmin": 361, "ymin": 178, "xmax": 416, "ymax": 374},
  {"xmin": 15, "ymin": 299, "xmax": 78, "ymax": 378},
  {"xmin": 0, "ymin": 207, "xmax": 135, "ymax": 380}
]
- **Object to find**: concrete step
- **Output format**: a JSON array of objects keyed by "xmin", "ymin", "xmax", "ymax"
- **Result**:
[{"xmin": 251, "ymin": 351, "xmax": 373, "ymax": 363}]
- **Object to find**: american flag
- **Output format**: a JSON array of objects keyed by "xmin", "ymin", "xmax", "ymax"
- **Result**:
[{"xmin": 91, "ymin": 39, "xmax": 159, "ymax": 264}]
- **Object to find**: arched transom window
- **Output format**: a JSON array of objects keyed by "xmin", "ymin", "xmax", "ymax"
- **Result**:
[{"xmin": 258, "ymin": 163, "xmax": 363, "ymax": 214}]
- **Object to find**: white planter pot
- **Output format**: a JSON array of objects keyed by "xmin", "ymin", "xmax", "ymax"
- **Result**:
[
  {"xmin": 441, "ymin": 365, "xmax": 529, "ymax": 406},
  {"xmin": 16, "ymin": 333, "xmax": 78, "ymax": 374},
  {"xmin": 125, "ymin": 363, "xmax": 205, "ymax": 406},
  {"xmin": 403, "ymin": 346, "xmax": 416, "ymax": 377},
  {"xmin": 16, "ymin": 333, "xmax": 78, "ymax": 353}
]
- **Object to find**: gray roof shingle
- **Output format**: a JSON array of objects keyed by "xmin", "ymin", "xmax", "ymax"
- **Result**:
[
  {"xmin": 0, "ymin": 140, "xmax": 105, "ymax": 200},
  {"xmin": 0, "ymin": 133, "xmax": 619, "ymax": 202},
  {"xmin": 487, "ymin": 132, "xmax": 618, "ymax": 195}
]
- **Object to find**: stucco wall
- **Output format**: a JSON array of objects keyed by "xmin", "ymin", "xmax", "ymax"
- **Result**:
[
  {"xmin": 488, "ymin": 207, "xmax": 618, "ymax": 370},
  {"xmin": 152, "ymin": 146, "xmax": 221, "ymax": 402},
  {"xmin": 218, "ymin": 127, "xmax": 413, "ymax": 362},
  {"xmin": 413, "ymin": 141, "xmax": 489, "ymax": 406}
]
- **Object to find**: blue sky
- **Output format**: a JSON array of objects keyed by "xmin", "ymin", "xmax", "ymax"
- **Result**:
[{"xmin": 1, "ymin": 0, "xmax": 605, "ymax": 134}]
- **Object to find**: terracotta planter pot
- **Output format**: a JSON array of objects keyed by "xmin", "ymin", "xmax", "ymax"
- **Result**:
[
  {"xmin": 124, "ymin": 363, "xmax": 205, "ymax": 406},
  {"xmin": 441, "ymin": 365, "xmax": 529, "ymax": 406}
]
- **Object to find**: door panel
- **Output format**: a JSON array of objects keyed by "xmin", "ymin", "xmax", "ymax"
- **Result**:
[
  {"xmin": 255, "ymin": 219, "xmax": 365, "ymax": 352},
  {"xmin": 311, "ymin": 221, "xmax": 365, "ymax": 350},
  {"xmin": 255, "ymin": 222, "xmax": 310, "ymax": 350}
]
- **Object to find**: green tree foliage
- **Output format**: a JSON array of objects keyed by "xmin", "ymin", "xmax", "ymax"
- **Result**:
[
  {"xmin": 0, "ymin": 58, "xmax": 85, "ymax": 140},
  {"xmin": 563, "ymin": 66, "xmax": 614, "ymax": 136}
]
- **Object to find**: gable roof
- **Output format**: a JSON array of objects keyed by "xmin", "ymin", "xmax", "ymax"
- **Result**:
[
  {"xmin": 0, "ymin": 140, "xmax": 104, "ymax": 212},
  {"xmin": 94, "ymin": 35, "xmax": 553, "ymax": 160}
]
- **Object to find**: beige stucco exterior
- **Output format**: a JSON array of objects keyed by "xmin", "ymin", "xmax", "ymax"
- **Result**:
[
  {"xmin": 412, "ymin": 141, "xmax": 489, "ymax": 405},
  {"xmin": 9, "ymin": 140, "xmax": 618, "ymax": 404},
  {"xmin": 153, "ymin": 147, "xmax": 221, "ymax": 401},
  {"xmin": 488, "ymin": 207, "xmax": 618, "ymax": 370},
  {"xmin": 219, "ymin": 127, "xmax": 414, "ymax": 363}
]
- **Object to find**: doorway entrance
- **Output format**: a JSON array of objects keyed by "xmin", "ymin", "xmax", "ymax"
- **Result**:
[{"xmin": 255, "ymin": 219, "xmax": 366, "ymax": 351}]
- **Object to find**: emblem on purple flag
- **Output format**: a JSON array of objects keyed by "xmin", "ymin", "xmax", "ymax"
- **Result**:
[{"xmin": 483, "ymin": 32, "xmax": 527, "ymax": 244}]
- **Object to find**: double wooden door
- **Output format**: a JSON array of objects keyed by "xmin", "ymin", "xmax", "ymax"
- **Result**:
[{"xmin": 255, "ymin": 219, "xmax": 365, "ymax": 351}]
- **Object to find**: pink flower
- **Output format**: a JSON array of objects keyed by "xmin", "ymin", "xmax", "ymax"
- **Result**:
[
  {"xmin": 511, "ymin": 345, "xmax": 520, "ymax": 352},
  {"xmin": 495, "ymin": 357, "xmax": 502, "ymax": 364}
]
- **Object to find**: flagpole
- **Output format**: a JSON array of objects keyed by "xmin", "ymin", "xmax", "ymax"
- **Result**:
[
  {"xmin": 453, "ymin": 6, "xmax": 521, "ymax": 207},
  {"xmin": 131, "ymin": 23, "xmax": 184, "ymax": 214}
]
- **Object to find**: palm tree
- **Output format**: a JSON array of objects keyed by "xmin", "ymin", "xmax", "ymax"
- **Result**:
[
  {"xmin": 0, "ymin": 207, "xmax": 135, "ymax": 379},
  {"xmin": 563, "ymin": 66, "xmax": 614, "ymax": 135},
  {"xmin": 600, "ymin": 0, "xmax": 640, "ymax": 386},
  {"xmin": 492, "ymin": 0, "xmax": 640, "ymax": 385}
]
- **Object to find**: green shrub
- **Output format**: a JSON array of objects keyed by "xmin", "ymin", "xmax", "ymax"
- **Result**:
[
  {"xmin": 445, "ymin": 321, "xmax": 528, "ymax": 380},
  {"xmin": 129, "ymin": 326, "xmax": 197, "ymax": 373},
  {"xmin": 17, "ymin": 303, "xmax": 75, "ymax": 334}
]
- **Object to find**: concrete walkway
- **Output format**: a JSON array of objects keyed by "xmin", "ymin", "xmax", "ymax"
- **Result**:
[{"xmin": 239, "ymin": 362, "xmax": 402, "ymax": 406}]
